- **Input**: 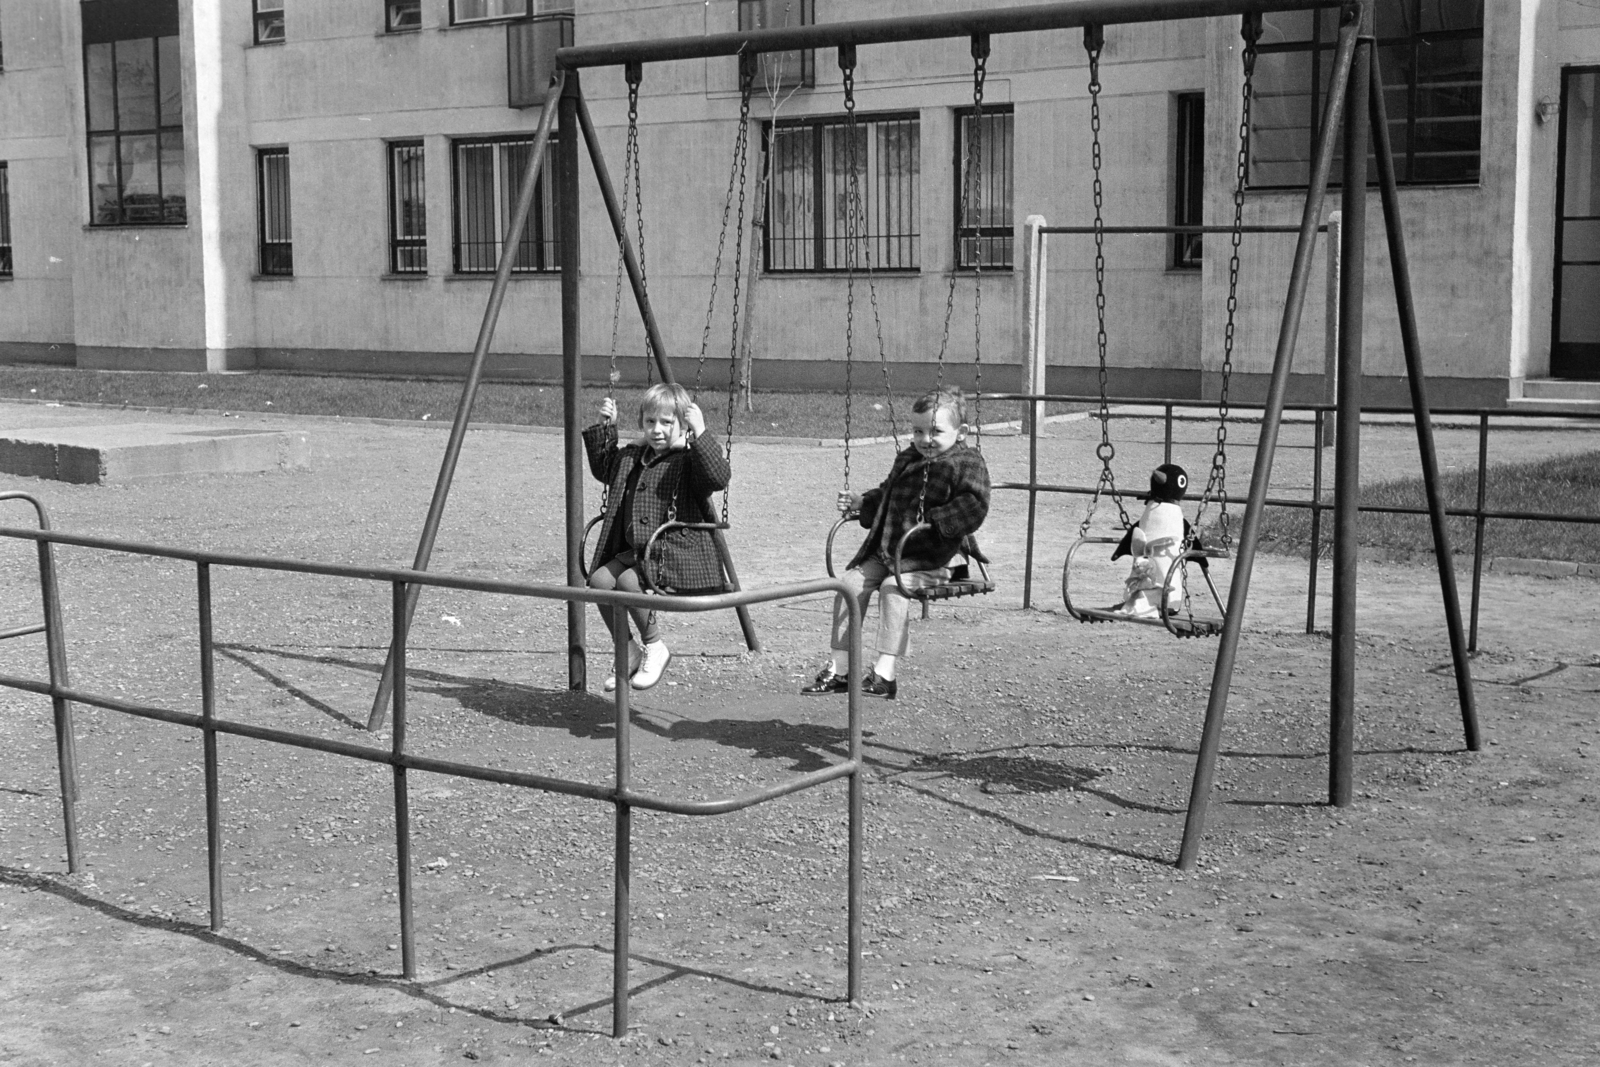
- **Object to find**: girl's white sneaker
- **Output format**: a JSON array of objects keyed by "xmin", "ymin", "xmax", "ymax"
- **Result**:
[{"xmin": 630, "ymin": 641, "xmax": 672, "ymax": 690}]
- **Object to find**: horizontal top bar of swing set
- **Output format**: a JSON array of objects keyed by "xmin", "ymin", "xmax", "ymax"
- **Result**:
[
  {"xmin": 1041, "ymin": 224, "xmax": 1329, "ymax": 235},
  {"xmin": 555, "ymin": 0, "xmax": 1340, "ymax": 70}
]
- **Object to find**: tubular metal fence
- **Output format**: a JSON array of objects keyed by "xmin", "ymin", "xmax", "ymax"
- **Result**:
[{"xmin": 0, "ymin": 498, "xmax": 865, "ymax": 1037}]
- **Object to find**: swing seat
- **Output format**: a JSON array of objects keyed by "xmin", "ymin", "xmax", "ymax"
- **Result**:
[
  {"xmin": 1061, "ymin": 534, "xmax": 1228, "ymax": 639},
  {"xmin": 823, "ymin": 515, "xmax": 996, "ymax": 601},
  {"xmin": 580, "ymin": 496, "xmax": 734, "ymax": 595}
]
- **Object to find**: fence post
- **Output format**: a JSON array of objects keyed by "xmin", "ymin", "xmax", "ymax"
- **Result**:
[
  {"xmin": 1323, "ymin": 210, "xmax": 1340, "ymax": 449},
  {"xmin": 1022, "ymin": 215, "xmax": 1048, "ymax": 436}
]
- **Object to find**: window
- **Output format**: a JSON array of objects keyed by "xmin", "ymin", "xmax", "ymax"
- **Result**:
[
  {"xmin": 257, "ymin": 147, "xmax": 292, "ymax": 276},
  {"xmin": 452, "ymin": 135, "xmax": 561, "ymax": 273},
  {"xmin": 451, "ymin": 0, "xmax": 528, "ymax": 25},
  {"xmin": 253, "ymin": 0, "xmax": 284, "ymax": 45},
  {"xmin": 386, "ymin": 0, "xmax": 422, "ymax": 32},
  {"xmin": 83, "ymin": 0, "xmax": 185, "ymax": 226},
  {"xmin": 1173, "ymin": 93, "xmax": 1204, "ymax": 268},
  {"xmin": 954, "ymin": 105, "xmax": 1013, "ymax": 270},
  {"xmin": 1249, "ymin": 0, "xmax": 1483, "ymax": 187},
  {"xmin": 739, "ymin": 0, "xmax": 814, "ymax": 90},
  {"xmin": 764, "ymin": 113, "xmax": 920, "ymax": 273},
  {"xmin": 0, "ymin": 163, "xmax": 12, "ymax": 277},
  {"xmin": 389, "ymin": 141, "xmax": 427, "ymax": 273}
]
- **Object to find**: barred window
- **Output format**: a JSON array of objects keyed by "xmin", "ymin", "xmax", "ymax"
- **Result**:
[
  {"xmin": 0, "ymin": 163, "xmax": 12, "ymax": 277},
  {"xmin": 257, "ymin": 147, "xmax": 293, "ymax": 276},
  {"xmin": 1250, "ymin": 0, "xmax": 1483, "ymax": 188},
  {"xmin": 1173, "ymin": 93, "xmax": 1204, "ymax": 269},
  {"xmin": 954, "ymin": 105, "xmax": 1013, "ymax": 270},
  {"xmin": 254, "ymin": 0, "xmax": 285, "ymax": 45},
  {"xmin": 83, "ymin": 0, "xmax": 185, "ymax": 226},
  {"xmin": 387, "ymin": 1, "xmax": 423, "ymax": 32},
  {"xmin": 451, "ymin": 0, "xmax": 528, "ymax": 25},
  {"xmin": 452, "ymin": 135, "xmax": 561, "ymax": 274},
  {"xmin": 763, "ymin": 113, "xmax": 920, "ymax": 273},
  {"xmin": 739, "ymin": 0, "xmax": 813, "ymax": 91},
  {"xmin": 389, "ymin": 141, "xmax": 427, "ymax": 274}
]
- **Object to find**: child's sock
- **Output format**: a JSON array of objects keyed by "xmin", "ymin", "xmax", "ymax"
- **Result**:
[
  {"xmin": 831, "ymin": 650, "xmax": 850, "ymax": 676},
  {"xmin": 873, "ymin": 655, "xmax": 897, "ymax": 682}
]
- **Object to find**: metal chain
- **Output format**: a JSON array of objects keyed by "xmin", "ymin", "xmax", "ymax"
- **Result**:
[
  {"xmin": 605, "ymin": 73, "xmax": 642, "ymax": 401},
  {"xmin": 719, "ymin": 56, "xmax": 756, "ymax": 523},
  {"xmin": 841, "ymin": 47, "xmax": 858, "ymax": 491},
  {"xmin": 696, "ymin": 57, "xmax": 754, "ymax": 393},
  {"xmin": 1080, "ymin": 25, "xmax": 1129, "ymax": 537},
  {"xmin": 969, "ymin": 35, "xmax": 988, "ymax": 446},
  {"xmin": 625, "ymin": 64, "xmax": 654, "ymax": 386},
  {"xmin": 1192, "ymin": 15, "xmax": 1258, "ymax": 555}
]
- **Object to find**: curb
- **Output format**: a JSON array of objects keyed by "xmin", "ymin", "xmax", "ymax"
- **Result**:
[{"xmin": 1489, "ymin": 557, "xmax": 1600, "ymax": 580}]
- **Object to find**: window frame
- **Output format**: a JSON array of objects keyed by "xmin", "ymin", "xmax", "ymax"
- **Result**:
[
  {"xmin": 953, "ymin": 104, "xmax": 1014, "ymax": 272},
  {"xmin": 256, "ymin": 146, "xmax": 293, "ymax": 277},
  {"xmin": 1248, "ymin": 0, "xmax": 1484, "ymax": 189},
  {"xmin": 386, "ymin": 0, "xmax": 423, "ymax": 33},
  {"xmin": 1172, "ymin": 92, "xmax": 1204, "ymax": 270},
  {"xmin": 0, "ymin": 162, "xmax": 12, "ymax": 277},
  {"xmin": 388, "ymin": 140, "xmax": 427, "ymax": 275},
  {"xmin": 761, "ymin": 110, "xmax": 922, "ymax": 275},
  {"xmin": 450, "ymin": 133, "xmax": 562, "ymax": 275},
  {"xmin": 738, "ymin": 0, "xmax": 814, "ymax": 91},
  {"xmin": 253, "ymin": 0, "xmax": 285, "ymax": 45},
  {"xmin": 83, "ymin": 26, "xmax": 186, "ymax": 227},
  {"xmin": 449, "ymin": 0, "xmax": 530, "ymax": 27}
]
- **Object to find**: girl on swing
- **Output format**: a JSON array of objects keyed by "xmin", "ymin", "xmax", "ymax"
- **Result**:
[{"xmin": 583, "ymin": 383, "xmax": 730, "ymax": 692}]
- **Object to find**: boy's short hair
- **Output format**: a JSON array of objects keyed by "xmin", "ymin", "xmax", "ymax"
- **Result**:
[
  {"xmin": 639, "ymin": 382, "xmax": 692, "ymax": 427},
  {"xmin": 911, "ymin": 385, "xmax": 967, "ymax": 428}
]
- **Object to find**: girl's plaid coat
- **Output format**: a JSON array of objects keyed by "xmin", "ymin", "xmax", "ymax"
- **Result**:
[
  {"xmin": 846, "ymin": 441, "xmax": 991, "ymax": 573},
  {"xmin": 582, "ymin": 422, "xmax": 731, "ymax": 595}
]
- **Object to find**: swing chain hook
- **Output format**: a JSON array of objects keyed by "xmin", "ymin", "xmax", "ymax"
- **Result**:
[{"xmin": 840, "ymin": 44, "xmax": 859, "ymax": 492}]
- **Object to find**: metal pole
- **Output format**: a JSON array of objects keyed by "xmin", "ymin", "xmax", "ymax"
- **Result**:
[
  {"xmin": 391, "ymin": 580, "xmax": 416, "ymax": 979},
  {"xmin": 846, "ymin": 597, "xmax": 863, "ymax": 1004},
  {"xmin": 198, "ymin": 563, "xmax": 223, "ymax": 931},
  {"xmin": 1307, "ymin": 410, "xmax": 1325, "ymax": 634},
  {"xmin": 34, "ymin": 514, "xmax": 79, "ymax": 873},
  {"xmin": 1470, "ymin": 413, "xmax": 1488, "ymax": 652},
  {"xmin": 1024, "ymin": 387, "xmax": 1039, "ymax": 610},
  {"xmin": 1164, "ymin": 403, "xmax": 1173, "ymax": 466},
  {"xmin": 1330, "ymin": 2, "xmax": 1372, "ymax": 809},
  {"xmin": 1021, "ymin": 215, "xmax": 1046, "ymax": 610},
  {"xmin": 1323, "ymin": 211, "xmax": 1341, "ymax": 448},
  {"xmin": 612, "ymin": 627, "xmax": 633, "ymax": 1038},
  {"xmin": 1177, "ymin": 8, "xmax": 1359, "ymax": 870},
  {"xmin": 561, "ymin": 76, "xmax": 588, "ymax": 691},
  {"xmin": 1366, "ymin": 43, "xmax": 1478, "ymax": 750},
  {"xmin": 367, "ymin": 73, "xmax": 567, "ymax": 730}
]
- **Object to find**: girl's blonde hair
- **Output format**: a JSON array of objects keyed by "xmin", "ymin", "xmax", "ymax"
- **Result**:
[{"xmin": 638, "ymin": 382, "xmax": 692, "ymax": 428}]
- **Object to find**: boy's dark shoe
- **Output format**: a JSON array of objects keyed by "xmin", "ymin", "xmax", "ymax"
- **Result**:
[
  {"xmin": 862, "ymin": 671, "xmax": 897, "ymax": 700},
  {"xmin": 800, "ymin": 668, "xmax": 849, "ymax": 695}
]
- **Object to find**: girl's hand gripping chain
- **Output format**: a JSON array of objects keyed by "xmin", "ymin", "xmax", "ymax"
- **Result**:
[
  {"xmin": 683, "ymin": 402, "xmax": 707, "ymax": 442},
  {"xmin": 599, "ymin": 397, "xmax": 617, "ymax": 424},
  {"xmin": 837, "ymin": 490, "xmax": 863, "ymax": 515}
]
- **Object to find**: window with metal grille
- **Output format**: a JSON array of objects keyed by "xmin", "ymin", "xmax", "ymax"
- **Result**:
[
  {"xmin": 451, "ymin": 0, "xmax": 528, "ymax": 25},
  {"xmin": 83, "ymin": 1, "xmax": 185, "ymax": 227},
  {"xmin": 0, "ymin": 163, "xmax": 12, "ymax": 277},
  {"xmin": 257, "ymin": 147, "xmax": 293, "ymax": 276},
  {"xmin": 254, "ymin": 0, "xmax": 285, "ymax": 45},
  {"xmin": 1173, "ymin": 93, "xmax": 1204, "ymax": 269},
  {"xmin": 387, "ymin": 0, "xmax": 422, "ymax": 32},
  {"xmin": 738, "ymin": 0, "xmax": 813, "ymax": 91},
  {"xmin": 954, "ymin": 105, "xmax": 1013, "ymax": 271},
  {"xmin": 763, "ymin": 113, "xmax": 919, "ymax": 273},
  {"xmin": 452, "ymin": 135, "xmax": 561, "ymax": 274},
  {"xmin": 389, "ymin": 141, "xmax": 427, "ymax": 274},
  {"xmin": 1250, "ymin": 0, "xmax": 1482, "ymax": 188}
]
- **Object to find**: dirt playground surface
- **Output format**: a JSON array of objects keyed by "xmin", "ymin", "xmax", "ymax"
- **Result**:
[{"xmin": 1, "ymin": 400, "xmax": 1597, "ymax": 1066}]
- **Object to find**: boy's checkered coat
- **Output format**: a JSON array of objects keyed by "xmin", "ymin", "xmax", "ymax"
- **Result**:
[
  {"xmin": 582, "ymin": 423, "xmax": 731, "ymax": 595},
  {"xmin": 846, "ymin": 441, "xmax": 991, "ymax": 573}
]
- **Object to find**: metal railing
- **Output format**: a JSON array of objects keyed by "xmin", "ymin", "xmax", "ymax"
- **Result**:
[
  {"xmin": 983, "ymin": 394, "xmax": 1600, "ymax": 651},
  {"xmin": 0, "ymin": 520, "xmax": 865, "ymax": 1037}
]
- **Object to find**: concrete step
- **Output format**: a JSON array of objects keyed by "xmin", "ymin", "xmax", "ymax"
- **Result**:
[
  {"xmin": 1520, "ymin": 378, "xmax": 1600, "ymax": 402},
  {"xmin": 1506, "ymin": 395, "xmax": 1600, "ymax": 417},
  {"xmin": 0, "ymin": 423, "xmax": 309, "ymax": 484}
]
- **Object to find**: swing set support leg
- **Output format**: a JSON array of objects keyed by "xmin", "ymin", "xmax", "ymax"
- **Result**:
[
  {"xmin": 365, "ymin": 74, "xmax": 566, "ymax": 731},
  {"xmin": 560, "ymin": 77, "xmax": 588, "ymax": 691},
  {"xmin": 1178, "ymin": 8, "xmax": 1361, "ymax": 870},
  {"xmin": 573, "ymin": 80, "xmax": 761, "ymax": 658}
]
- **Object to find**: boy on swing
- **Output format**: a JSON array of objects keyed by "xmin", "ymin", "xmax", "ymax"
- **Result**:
[
  {"xmin": 583, "ymin": 383, "xmax": 730, "ymax": 692},
  {"xmin": 802, "ymin": 385, "xmax": 991, "ymax": 700}
]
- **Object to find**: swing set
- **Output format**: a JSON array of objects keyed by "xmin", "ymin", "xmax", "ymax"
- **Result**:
[{"xmin": 373, "ymin": 0, "xmax": 1478, "ymax": 870}]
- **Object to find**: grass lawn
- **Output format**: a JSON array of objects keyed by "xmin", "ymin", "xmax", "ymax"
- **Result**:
[
  {"xmin": 0, "ymin": 367, "xmax": 1080, "ymax": 441},
  {"xmin": 1247, "ymin": 450, "xmax": 1600, "ymax": 563}
]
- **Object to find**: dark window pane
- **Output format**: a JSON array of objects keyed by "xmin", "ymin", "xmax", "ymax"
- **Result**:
[
  {"xmin": 388, "ymin": 1, "xmax": 423, "ymax": 32},
  {"xmin": 86, "ymin": 43, "xmax": 117, "ymax": 132},
  {"xmin": 89, "ymin": 136, "xmax": 122, "ymax": 223},
  {"xmin": 160, "ymin": 130, "xmax": 186, "ymax": 223},
  {"xmin": 116, "ymin": 38, "xmax": 157, "ymax": 130},
  {"xmin": 158, "ymin": 36, "xmax": 182, "ymax": 126}
]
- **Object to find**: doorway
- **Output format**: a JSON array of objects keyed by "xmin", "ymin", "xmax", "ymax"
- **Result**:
[{"xmin": 1553, "ymin": 67, "xmax": 1600, "ymax": 380}]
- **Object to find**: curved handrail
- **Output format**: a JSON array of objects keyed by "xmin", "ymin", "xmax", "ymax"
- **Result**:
[
  {"xmin": 891, "ymin": 522, "xmax": 992, "ymax": 601},
  {"xmin": 824, "ymin": 510, "xmax": 860, "ymax": 579},
  {"xmin": 1060, "ymin": 534, "xmax": 1122, "ymax": 621},
  {"xmin": 1160, "ymin": 546, "xmax": 1230, "ymax": 638},
  {"xmin": 578, "ymin": 514, "xmax": 605, "ymax": 580},
  {"xmin": 638, "ymin": 518, "xmax": 730, "ymax": 594}
]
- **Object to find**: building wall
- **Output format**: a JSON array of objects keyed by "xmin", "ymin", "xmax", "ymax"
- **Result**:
[{"xmin": 0, "ymin": 0, "xmax": 1575, "ymax": 407}]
